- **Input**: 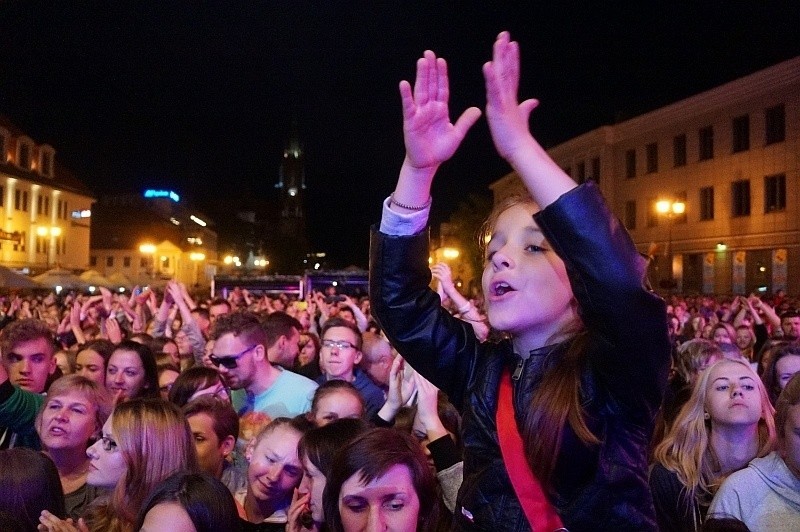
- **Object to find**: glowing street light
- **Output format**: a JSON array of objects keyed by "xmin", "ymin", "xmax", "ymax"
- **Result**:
[
  {"xmin": 441, "ymin": 247, "xmax": 460, "ymax": 260},
  {"xmin": 655, "ymin": 199, "xmax": 686, "ymax": 291}
]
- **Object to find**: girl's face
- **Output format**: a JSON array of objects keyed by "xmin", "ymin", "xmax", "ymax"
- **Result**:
[
  {"xmin": 482, "ymin": 203, "xmax": 575, "ymax": 347},
  {"xmin": 704, "ymin": 361, "xmax": 762, "ymax": 428},
  {"xmin": 339, "ymin": 464, "xmax": 420, "ymax": 532},
  {"xmin": 298, "ymin": 338, "xmax": 318, "ymax": 366},
  {"xmin": 189, "ymin": 379, "xmax": 230, "ymax": 404},
  {"xmin": 735, "ymin": 328, "xmax": 753, "ymax": 350},
  {"xmin": 106, "ymin": 349, "xmax": 147, "ymax": 402},
  {"xmin": 300, "ymin": 455, "xmax": 326, "ymax": 524},
  {"xmin": 39, "ymin": 390, "xmax": 98, "ymax": 451},
  {"xmin": 247, "ymin": 425, "xmax": 303, "ymax": 506},
  {"xmin": 75, "ymin": 349, "xmax": 106, "ymax": 385},
  {"xmin": 776, "ymin": 355, "xmax": 800, "ymax": 391},
  {"xmin": 158, "ymin": 369, "xmax": 180, "ymax": 400},
  {"xmin": 86, "ymin": 414, "xmax": 127, "ymax": 488},
  {"xmin": 713, "ymin": 327, "xmax": 733, "ymax": 345},
  {"xmin": 312, "ymin": 391, "xmax": 363, "ymax": 427}
]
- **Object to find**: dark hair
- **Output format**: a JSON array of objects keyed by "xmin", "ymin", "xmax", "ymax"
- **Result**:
[
  {"xmin": 262, "ymin": 311, "xmax": 302, "ymax": 348},
  {"xmin": 394, "ymin": 391, "xmax": 463, "ymax": 454},
  {"xmin": 323, "ymin": 428, "xmax": 437, "ymax": 532},
  {"xmin": 762, "ymin": 342, "xmax": 800, "ymax": 405},
  {"xmin": 209, "ymin": 298, "xmax": 232, "ymax": 312},
  {"xmin": 701, "ymin": 516, "xmax": 752, "ymax": 531},
  {"xmin": 134, "ymin": 471, "xmax": 239, "ymax": 532},
  {"xmin": 310, "ymin": 380, "xmax": 365, "ymax": 419},
  {"xmin": 210, "ymin": 311, "xmax": 267, "ymax": 347},
  {"xmin": 182, "ymin": 396, "xmax": 240, "ymax": 444},
  {"xmin": 79, "ymin": 339, "xmax": 115, "ymax": 365},
  {"xmin": 0, "ymin": 318, "xmax": 55, "ymax": 360},
  {"xmin": 298, "ymin": 418, "xmax": 370, "ymax": 477},
  {"xmin": 129, "ymin": 333, "xmax": 156, "ymax": 350},
  {"xmin": 321, "ymin": 316, "xmax": 363, "ymax": 351},
  {"xmin": 775, "ymin": 372, "xmax": 800, "ymax": 442},
  {"xmin": 111, "ymin": 340, "xmax": 159, "ymax": 399},
  {"xmin": 0, "ymin": 449, "xmax": 65, "ymax": 532},
  {"xmin": 152, "ymin": 337, "xmax": 178, "ymax": 353},
  {"xmin": 168, "ymin": 366, "xmax": 225, "ymax": 407}
]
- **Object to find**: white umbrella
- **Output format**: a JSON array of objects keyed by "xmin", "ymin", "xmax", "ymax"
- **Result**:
[{"xmin": 33, "ymin": 268, "xmax": 89, "ymax": 290}]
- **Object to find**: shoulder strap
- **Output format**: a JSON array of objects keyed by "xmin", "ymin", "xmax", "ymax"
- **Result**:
[{"xmin": 496, "ymin": 369, "xmax": 565, "ymax": 531}]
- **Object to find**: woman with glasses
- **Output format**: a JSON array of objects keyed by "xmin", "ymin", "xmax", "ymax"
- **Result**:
[{"xmin": 39, "ymin": 398, "xmax": 198, "ymax": 532}]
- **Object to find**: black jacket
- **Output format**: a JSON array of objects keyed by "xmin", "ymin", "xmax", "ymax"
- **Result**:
[{"xmin": 370, "ymin": 183, "xmax": 670, "ymax": 531}]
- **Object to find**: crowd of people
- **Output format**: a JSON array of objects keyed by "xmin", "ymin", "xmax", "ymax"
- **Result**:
[{"xmin": 0, "ymin": 32, "xmax": 798, "ymax": 532}]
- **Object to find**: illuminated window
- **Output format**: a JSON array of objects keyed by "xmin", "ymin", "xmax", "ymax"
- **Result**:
[
  {"xmin": 732, "ymin": 115, "xmax": 749, "ymax": 153},
  {"xmin": 765, "ymin": 104, "xmax": 785, "ymax": 145},
  {"xmin": 699, "ymin": 126, "xmax": 714, "ymax": 161},
  {"xmin": 731, "ymin": 180, "xmax": 750, "ymax": 217},
  {"xmin": 764, "ymin": 174, "xmax": 786, "ymax": 213}
]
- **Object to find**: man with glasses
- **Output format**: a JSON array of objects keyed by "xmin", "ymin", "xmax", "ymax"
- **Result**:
[
  {"xmin": 210, "ymin": 312, "xmax": 316, "ymax": 419},
  {"xmin": 317, "ymin": 317, "xmax": 385, "ymax": 417}
]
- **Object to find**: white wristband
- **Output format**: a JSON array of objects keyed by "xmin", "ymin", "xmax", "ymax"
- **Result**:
[{"xmin": 458, "ymin": 301, "xmax": 473, "ymax": 314}]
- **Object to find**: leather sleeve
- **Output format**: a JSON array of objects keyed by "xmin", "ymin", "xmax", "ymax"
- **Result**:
[{"xmin": 369, "ymin": 227, "xmax": 479, "ymax": 411}]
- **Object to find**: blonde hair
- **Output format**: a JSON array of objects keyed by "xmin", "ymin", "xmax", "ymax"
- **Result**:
[
  {"xmin": 653, "ymin": 359, "xmax": 776, "ymax": 504},
  {"xmin": 89, "ymin": 399, "xmax": 197, "ymax": 530},
  {"xmin": 36, "ymin": 375, "xmax": 113, "ymax": 441},
  {"xmin": 674, "ymin": 339, "xmax": 722, "ymax": 385}
]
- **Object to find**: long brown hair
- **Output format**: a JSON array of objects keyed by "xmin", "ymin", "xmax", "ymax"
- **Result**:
[{"xmin": 481, "ymin": 195, "xmax": 600, "ymax": 489}]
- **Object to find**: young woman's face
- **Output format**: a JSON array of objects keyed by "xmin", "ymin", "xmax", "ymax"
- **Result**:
[
  {"xmin": 482, "ymin": 203, "xmax": 575, "ymax": 346},
  {"xmin": 705, "ymin": 361, "xmax": 762, "ymax": 427},
  {"xmin": 300, "ymin": 455, "xmax": 326, "ymax": 524},
  {"xmin": 39, "ymin": 390, "xmax": 98, "ymax": 452},
  {"xmin": 298, "ymin": 338, "xmax": 318, "ymax": 366},
  {"xmin": 187, "ymin": 412, "xmax": 228, "ymax": 478},
  {"xmin": 735, "ymin": 328, "xmax": 753, "ymax": 350},
  {"xmin": 247, "ymin": 425, "xmax": 303, "ymax": 506},
  {"xmin": 189, "ymin": 379, "xmax": 230, "ymax": 404},
  {"xmin": 158, "ymin": 369, "xmax": 180, "ymax": 400},
  {"xmin": 86, "ymin": 414, "xmax": 127, "ymax": 488},
  {"xmin": 75, "ymin": 349, "xmax": 105, "ymax": 385},
  {"xmin": 780, "ymin": 403, "xmax": 800, "ymax": 479},
  {"xmin": 339, "ymin": 464, "xmax": 420, "ymax": 532},
  {"xmin": 713, "ymin": 327, "xmax": 733, "ymax": 345},
  {"xmin": 106, "ymin": 349, "xmax": 147, "ymax": 402},
  {"xmin": 312, "ymin": 391, "xmax": 363, "ymax": 427},
  {"xmin": 776, "ymin": 355, "xmax": 800, "ymax": 391}
]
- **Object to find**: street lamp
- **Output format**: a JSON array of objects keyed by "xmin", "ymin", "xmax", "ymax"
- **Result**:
[
  {"xmin": 37, "ymin": 225, "xmax": 62, "ymax": 267},
  {"xmin": 139, "ymin": 243, "xmax": 156, "ymax": 279},
  {"xmin": 655, "ymin": 199, "xmax": 686, "ymax": 291}
]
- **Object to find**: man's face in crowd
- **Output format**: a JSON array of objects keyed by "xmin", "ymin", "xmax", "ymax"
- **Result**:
[
  {"xmin": 4, "ymin": 337, "xmax": 56, "ymax": 393},
  {"xmin": 209, "ymin": 303, "xmax": 230, "ymax": 325},
  {"xmin": 782, "ymin": 316, "xmax": 800, "ymax": 338}
]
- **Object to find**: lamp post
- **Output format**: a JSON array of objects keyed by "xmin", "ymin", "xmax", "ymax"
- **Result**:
[
  {"xmin": 139, "ymin": 243, "xmax": 156, "ymax": 279},
  {"xmin": 655, "ymin": 199, "xmax": 686, "ymax": 291},
  {"xmin": 37, "ymin": 225, "xmax": 62, "ymax": 268}
]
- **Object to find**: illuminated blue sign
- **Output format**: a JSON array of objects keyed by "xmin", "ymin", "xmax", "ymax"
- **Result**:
[{"xmin": 143, "ymin": 190, "xmax": 180, "ymax": 202}]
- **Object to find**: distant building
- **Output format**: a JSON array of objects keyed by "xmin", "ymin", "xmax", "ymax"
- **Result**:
[
  {"xmin": 0, "ymin": 116, "xmax": 94, "ymax": 273},
  {"xmin": 491, "ymin": 56, "xmax": 800, "ymax": 295},
  {"xmin": 90, "ymin": 190, "xmax": 217, "ymax": 287}
]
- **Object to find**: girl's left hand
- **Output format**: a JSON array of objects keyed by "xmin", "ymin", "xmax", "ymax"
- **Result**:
[{"xmin": 38, "ymin": 511, "xmax": 88, "ymax": 532}]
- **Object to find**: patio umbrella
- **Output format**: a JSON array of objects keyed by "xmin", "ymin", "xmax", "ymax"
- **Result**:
[
  {"xmin": 107, "ymin": 271, "xmax": 134, "ymax": 290},
  {"xmin": 33, "ymin": 268, "xmax": 89, "ymax": 290},
  {"xmin": 79, "ymin": 269, "xmax": 114, "ymax": 288},
  {"xmin": 0, "ymin": 266, "xmax": 41, "ymax": 289}
]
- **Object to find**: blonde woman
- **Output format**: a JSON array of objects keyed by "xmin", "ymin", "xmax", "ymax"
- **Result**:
[
  {"xmin": 650, "ymin": 359, "xmax": 776, "ymax": 531},
  {"xmin": 40, "ymin": 398, "xmax": 198, "ymax": 532}
]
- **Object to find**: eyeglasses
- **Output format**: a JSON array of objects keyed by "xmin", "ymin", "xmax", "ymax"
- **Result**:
[
  {"xmin": 100, "ymin": 435, "xmax": 118, "ymax": 452},
  {"xmin": 209, "ymin": 345, "xmax": 257, "ymax": 369},
  {"xmin": 322, "ymin": 339, "xmax": 356, "ymax": 351}
]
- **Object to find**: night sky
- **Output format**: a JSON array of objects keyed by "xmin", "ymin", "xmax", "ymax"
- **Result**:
[{"xmin": 1, "ymin": 2, "xmax": 798, "ymax": 268}]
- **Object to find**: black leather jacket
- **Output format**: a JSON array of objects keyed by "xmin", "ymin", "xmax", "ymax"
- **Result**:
[{"xmin": 370, "ymin": 183, "xmax": 670, "ymax": 531}]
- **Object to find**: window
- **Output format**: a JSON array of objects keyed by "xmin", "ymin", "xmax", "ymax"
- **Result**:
[
  {"xmin": 22, "ymin": 191, "xmax": 28, "ymax": 212},
  {"xmin": 625, "ymin": 149, "xmax": 636, "ymax": 179},
  {"xmin": 18, "ymin": 143, "xmax": 30, "ymax": 169},
  {"xmin": 123, "ymin": 256, "xmax": 131, "ymax": 268},
  {"xmin": 106, "ymin": 256, "xmax": 114, "ymax": 267},
  {"xmin": 90, "ymin": 256, "xmax": 97, "ymax": 267},
  {"xmin": 40, "ymin": 152, "xmax": 52, "ymax": 176},
  {"xmin": 673, "ymin": 134, "xmax": 687, "ymax": 167},
  {"xmin": 0, "ymin": 134, "xmax": 5, "ymax": 158},
  {"xmin": 699, "ymin": 126, "xmax": 714, "ymax": 160},
  {"xmin": 0, "ymin": 186, "xmax": 3, "ymax": 207},
  {"xmin": 576, "ymin": 162, "xmax": 586, "ymax": 184},
  {"xmin": 14, "ymin": 190, "xmax": 20, "ymax": 210},
  {"xmin": 37, "ymin": 195, "xmax": 43, "ymax": 215},
  {"xmin": 624, "ymin": 200, "xmax": 636, "ymax": 230},
  {"xmin": 62, "ymin": 201, "xmax": 68, "ymax": 220},
  {"xmin": 646, "ymin": 143, "xmax": 658, "ymax": 173},
  {"xmin": 591, "ymin": 157, "xmax": 600, "ymax": 184},
  {"xmin": 44, "ymin": 196, "xmax": 49, "ymax": 215},
  {"xmin": 732, "ymin": 180, "xmax": 750, "ymax": 217},
  {"xmin": 647, "ymin": 199, "xmax": 658, "ymax": 227},
  {"xmin": 764, "ymin": 173, "xmax": 786, "ymax": 213},
  {"xmin": 732, "ymin": 115, "xmax": 750, "ymax": 153},
  {"xmin": 699, "ymin": 187, "xmax": 714, "ymax": 221},
  {"xmin": 140, "ymin": 257, "xmax": 149, "ymax": 268},
  {"xmin": 765, "ymin": 104, "xmax": 785, "ymax": 145}
]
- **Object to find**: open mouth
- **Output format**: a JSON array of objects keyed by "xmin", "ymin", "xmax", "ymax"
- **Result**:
[{"xmin": 492, "ymin": 281, "xmax": 515, "ymax": 297}]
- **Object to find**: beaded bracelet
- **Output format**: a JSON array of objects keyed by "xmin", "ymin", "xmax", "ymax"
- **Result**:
[{"xmin": 390, "ymin": 193, "xmax": 432, "ymax": 211}]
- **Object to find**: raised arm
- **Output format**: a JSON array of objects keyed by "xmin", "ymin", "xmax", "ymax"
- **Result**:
[
  {"xmin": 391, "ymin": 50, "xmax": 481, "ymax": 213},
  {"xmin": 483, "ymin": 31, "xmax": 575, "ymax": 208}
]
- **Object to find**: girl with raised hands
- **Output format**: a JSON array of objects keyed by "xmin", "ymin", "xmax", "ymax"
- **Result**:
[{"xmin": 369, "ymin": 31, "xmax": 670, "ymax": 530}]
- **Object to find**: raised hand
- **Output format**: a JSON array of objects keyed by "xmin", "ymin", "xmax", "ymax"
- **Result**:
[{"xmin": 400, "ymin": 50, "xmax": 481, "ymax": 171}]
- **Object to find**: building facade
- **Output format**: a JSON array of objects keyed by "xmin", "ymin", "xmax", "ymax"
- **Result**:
[
  {"xmin": 491, "ymin": 57, "xmax": 800, "ymax": 295},
  {"xmin": 0, "ymin": 117, "xmax": 94, "ymax": 273},
  {"xmin": 90, "ymin": 191, "xmax": 218, "ymax": 288}
]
